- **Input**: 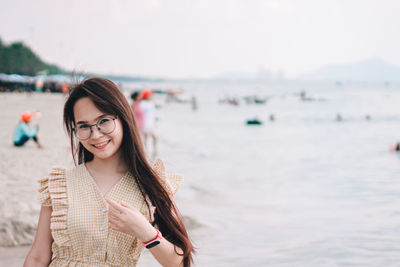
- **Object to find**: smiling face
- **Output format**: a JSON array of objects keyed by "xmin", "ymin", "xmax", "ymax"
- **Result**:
[{"xmin": 73, "ymin": 97, "xmax": 124, "ymax": 161}]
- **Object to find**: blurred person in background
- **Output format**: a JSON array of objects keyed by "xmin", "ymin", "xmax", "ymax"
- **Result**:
[
  {"xmin": 140, "ymin": 89, "xmax": 158, "ymax": 158},
  {"xmin": 13, "ymin": 111, "xmax": 43, "ymax": 148},
  {"xmin": 61, "ymin": 82, "xmax": 69, "ymax": 95},
  {"xmin": 130, "ymin": 91, "xmax": 144, "ymax": 132},
  {"xmin": 35, "ymin": 77, "xmax": 44, "ymax": 92}
]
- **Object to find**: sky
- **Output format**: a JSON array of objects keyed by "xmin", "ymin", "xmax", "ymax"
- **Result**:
[{"xmin": 1, "ymin": 0, "xmax": 400, "ymax": 79}]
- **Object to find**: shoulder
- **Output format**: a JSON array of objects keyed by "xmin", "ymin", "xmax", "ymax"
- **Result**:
[
  {"xmin": 38, "ymin": 166, "xmax": 67, "ymax": 185},
  {"xmin": 19, "ymin": 122, "xmax": 29, "ymax": 129},
  {"xmin": 37, "ymin": 166, "xmax": 67, "ymax": 206},
  {"xmin": 38, "ymin": 164, "xmax": 84, "ymax": 190},
  {"xmin": 65, "ymin": 163, "xmax": 85, "ymax": 175}
]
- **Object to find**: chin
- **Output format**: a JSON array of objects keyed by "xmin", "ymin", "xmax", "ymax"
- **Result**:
[
  {"xmin": 85, "ymin": 146, "xmax": 118, "ymax": 161},
  {"xmin": 94, "ymin": 150, "xmax": 118, "ymax": 160}
]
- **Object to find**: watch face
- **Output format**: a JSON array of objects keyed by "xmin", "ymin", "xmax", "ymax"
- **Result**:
[{"xmin": 146, "ymin": 240, "xmax": 161, "ymax": 249}]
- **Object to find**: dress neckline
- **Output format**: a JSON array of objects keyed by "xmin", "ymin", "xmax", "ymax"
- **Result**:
[{"xmin": 83, "ymin": 163, "xmax": 129, "ymax": 198}]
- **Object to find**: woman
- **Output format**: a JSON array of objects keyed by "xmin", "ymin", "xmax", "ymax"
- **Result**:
[{"xmin": 24, "ymin": 77, "xmax": 194, "ymax": 266}]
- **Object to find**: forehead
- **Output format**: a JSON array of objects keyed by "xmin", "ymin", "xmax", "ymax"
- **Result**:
[{"xmin": 73, "ymin": 97, "xmax": 105, "ymax": 122}]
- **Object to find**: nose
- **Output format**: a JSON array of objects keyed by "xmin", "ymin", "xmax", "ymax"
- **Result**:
[{"xmin": 90, "ymin": 126, "xmax": 104, "ymax": 139}]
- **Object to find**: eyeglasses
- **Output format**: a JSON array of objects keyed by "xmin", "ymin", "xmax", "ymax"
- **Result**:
[{"xmin": 73, "ymin": 116, "xmax": 117, "ymax": 140}]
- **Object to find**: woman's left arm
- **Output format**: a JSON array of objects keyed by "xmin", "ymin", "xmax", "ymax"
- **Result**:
[{"xmin": 106, "ymin": 198, "xmax": 183, "ymax": 267}]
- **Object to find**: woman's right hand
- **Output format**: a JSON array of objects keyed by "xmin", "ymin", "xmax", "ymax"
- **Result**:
[{"xmin": 106, "ymin": 198, "xmax": 157, "ymax": 242}]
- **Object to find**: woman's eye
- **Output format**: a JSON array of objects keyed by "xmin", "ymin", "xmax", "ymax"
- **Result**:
[
  {"xmin": 99, "ymin": 118, "xmax": 110, "ymax": 125},
  {"xmin": 78, "ymin": 124, "xmax": 89, "ymax": 129}
]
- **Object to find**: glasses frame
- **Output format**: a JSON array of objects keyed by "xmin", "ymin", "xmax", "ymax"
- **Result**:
[{"xmin": 73, "ymin": 116, "xmax": 117, "ymax": 140}]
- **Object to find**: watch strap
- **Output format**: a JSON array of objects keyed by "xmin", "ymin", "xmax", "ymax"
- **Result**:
[{"xmin": 142, "ymin": 229, "xmax": 163, "ymax": 249}]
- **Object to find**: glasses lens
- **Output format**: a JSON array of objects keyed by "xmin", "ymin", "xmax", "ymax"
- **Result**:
[
  {"xmin": 98, "ymin": 117, "xmax": 115, "ymax": 134},
  {"xmin": 76, "ymin": 127, "xmax": 91, "ymax": 140},
  {"xmin": 75, "ymin": 117, "xmax": 116, "ymax": 140}
]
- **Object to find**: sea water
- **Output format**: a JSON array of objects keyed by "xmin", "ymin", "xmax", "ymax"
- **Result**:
[{"xmin": 126, "ymin": 80, "xmax": 400, "ymax": 266}]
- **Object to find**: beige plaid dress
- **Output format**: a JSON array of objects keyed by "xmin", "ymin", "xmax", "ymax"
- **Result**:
[{"xmin": 38, "ymin": 159, "xmax": 182, "ymax": 267}]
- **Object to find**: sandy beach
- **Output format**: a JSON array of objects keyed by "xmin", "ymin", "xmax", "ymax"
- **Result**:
[{"xmin": 0, "ymin": 93, "xmax": 69, "ymax": 265}]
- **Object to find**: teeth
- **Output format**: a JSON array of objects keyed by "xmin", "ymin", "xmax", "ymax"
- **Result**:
[{"xmin": 94, "ymin": 140, "xmax": 109, "ymax": 147}]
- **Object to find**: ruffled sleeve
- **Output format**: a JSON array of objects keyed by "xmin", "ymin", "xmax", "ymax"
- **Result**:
[
  {"xmin": 153, "ymin": 159, "xmax": 182, "ymax": 197},
  {"xmin": 38, "ymin": 175, "xmax": 52, "ymax": 207},
  {"xmin": 38, "ymin": 167, "xmax": 70, "ymax": 247},
  {"xmin": 48, "ymin": 167, "xmax": 70, "ymax": 246}
]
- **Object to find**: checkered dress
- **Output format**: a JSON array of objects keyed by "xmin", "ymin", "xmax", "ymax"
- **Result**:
[{"xmin": 38, "ymin": 159, "xmax": 181, "ymax": 266}]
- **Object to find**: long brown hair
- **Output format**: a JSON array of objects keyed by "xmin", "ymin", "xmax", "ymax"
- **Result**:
[{"xmin": 63, "ymin": 77, "xmax": 194, "ymax": 266}]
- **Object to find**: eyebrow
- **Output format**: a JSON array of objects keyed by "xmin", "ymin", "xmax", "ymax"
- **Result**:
[{"xmin": 76, "ymin": 114, "xmax": 108, "ymax": 124}]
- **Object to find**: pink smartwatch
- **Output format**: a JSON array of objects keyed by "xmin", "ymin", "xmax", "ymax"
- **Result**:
[{"xmin": 142, "ymin": 229, "xmax": 163, "ymax": 249}]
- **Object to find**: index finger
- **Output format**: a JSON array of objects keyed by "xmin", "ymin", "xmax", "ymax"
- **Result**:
[{"xmin": 106, "ymin": 198, "xmax": 125, "ymax": 213}]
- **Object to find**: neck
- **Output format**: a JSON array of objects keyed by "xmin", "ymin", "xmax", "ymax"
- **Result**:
[{"xmin": 87, "ymin": 150, "xmax": 128, "ymax": 175}]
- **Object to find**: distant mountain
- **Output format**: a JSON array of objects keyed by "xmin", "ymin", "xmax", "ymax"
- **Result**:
[{"xmin": 300, "ymin": 58, "xmax": 400, "ymax": 82}]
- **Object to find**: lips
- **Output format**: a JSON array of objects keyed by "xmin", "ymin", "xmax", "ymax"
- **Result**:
[{"xmin": 92, "ymin": 140, "xmax": 111, "ymax": 149}]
